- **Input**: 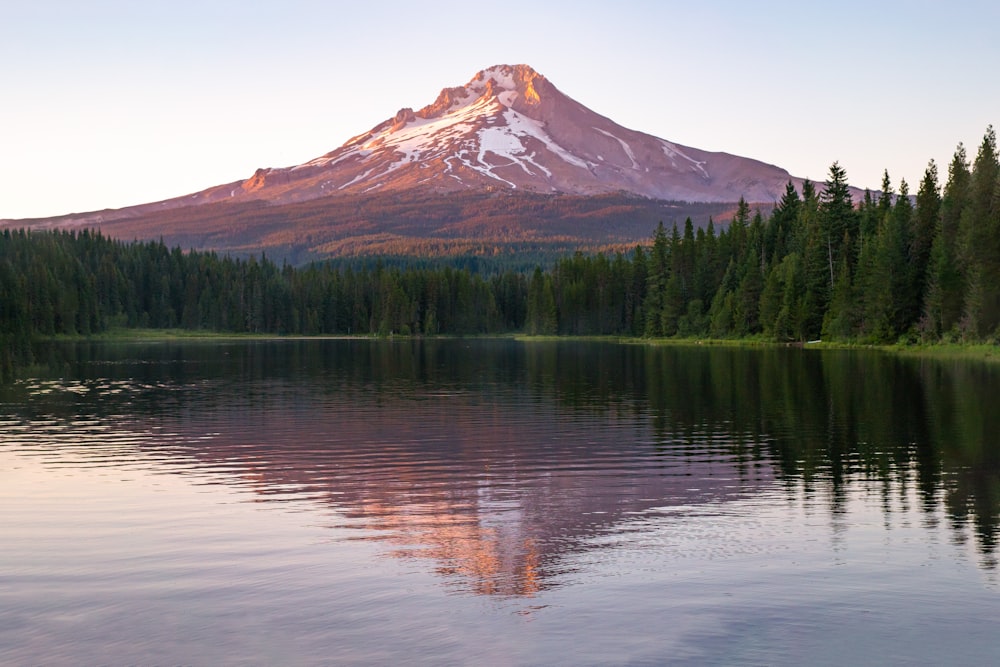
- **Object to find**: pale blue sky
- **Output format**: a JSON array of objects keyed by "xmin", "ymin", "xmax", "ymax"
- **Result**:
[{"xmin": 2, "ymin": 0, "xmax": 997, "ymax": 219}]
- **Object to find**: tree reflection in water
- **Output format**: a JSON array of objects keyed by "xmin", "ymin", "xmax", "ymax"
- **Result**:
[{"xmin": 4, "ymin": 338, "xmax": 1000, "ymax": 588}]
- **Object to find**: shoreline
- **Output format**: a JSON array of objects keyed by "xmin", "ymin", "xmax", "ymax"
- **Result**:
[{"xmin": 38, "ymin": 328, "xmax": 1000, "ymax": 363}]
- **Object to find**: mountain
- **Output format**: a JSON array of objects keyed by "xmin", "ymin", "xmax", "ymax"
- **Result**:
[
  {"xmin": 2, "ymin": 64, "xmax": 810, "ymax": 262},
  {"xmin": 229, "ymin": 63, "xmax": 798, "ymax": 204}
]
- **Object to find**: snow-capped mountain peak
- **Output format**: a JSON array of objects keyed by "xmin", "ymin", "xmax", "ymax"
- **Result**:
[
  {"xmin": 0, "ymin": 64, "xmax": 840, "ymax": 265},
  {"xmin": 231, "ymin": 64, "xmax": 796, "ymax": 204}
]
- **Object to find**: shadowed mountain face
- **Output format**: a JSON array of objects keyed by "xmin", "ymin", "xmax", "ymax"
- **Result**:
[{"xmin": 3, "ymin": 64, "xmax": 807, "ymax": 261}]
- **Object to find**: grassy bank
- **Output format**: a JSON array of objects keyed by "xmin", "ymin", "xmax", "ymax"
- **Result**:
[
  {"xmin": 516, "ymin": 333, "xmax": 1000, "ymax": 362},
  {"xmin": 45, "ymin": 328, "xmax": 289, "ymax": 342},
  {"xmin": 42, "ymin": 328, "xmax": 1000, "ymax": 363},
  {"xmin": 880, "ymin": 341, "xmax": 1000, "ymax": 362}
]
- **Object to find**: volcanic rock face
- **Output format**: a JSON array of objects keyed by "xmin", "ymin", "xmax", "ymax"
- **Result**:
[{"xmin": 226, "ymin": 64, "xmax": 797, "ymax": 205}]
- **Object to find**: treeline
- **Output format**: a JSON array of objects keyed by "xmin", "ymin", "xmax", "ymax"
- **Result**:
[
  {"xmin": 0, "ymin": 230, "xmax": 529, "ymax": 378},
  {"xmin": 0, "ymin": 230, "xmax": 524, "ymax": 339},
  {"xmin": 531, "ymin": 126, "xmax": 1000, "ymax": 343},
  {"xmin": 1, "ymin": 127, "xmax": 998, "ymax": 367}
]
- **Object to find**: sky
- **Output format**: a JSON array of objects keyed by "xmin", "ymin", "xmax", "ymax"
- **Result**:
[{"xmin": 2, "ymin": 0, "xmax": 998, "ymax": 220}]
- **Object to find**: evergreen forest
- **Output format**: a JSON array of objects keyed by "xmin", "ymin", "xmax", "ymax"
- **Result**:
[{"xmin": 2, "ymin": 127, "xmax": 999, "ymax": 374}]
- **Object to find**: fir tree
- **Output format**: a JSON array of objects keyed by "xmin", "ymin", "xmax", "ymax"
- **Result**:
[
  {"xmin": 819, "ymin": 162, "xmax": 859, "ymax": 285},
  {"xmin": 644, "ymin": 222, "xmax": 669, "ymax": 337},
  {"xmin": 924, "ymin": 143, "xmax": 971, "ymax": 336},
  {"xmin": 909, "ymin": 161, "xmax": 941, "ymax": 330}
]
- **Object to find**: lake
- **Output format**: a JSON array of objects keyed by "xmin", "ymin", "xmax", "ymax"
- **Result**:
[{"xmin": 2, "ymin": 338, "xmax": 999, "ymax": 665}]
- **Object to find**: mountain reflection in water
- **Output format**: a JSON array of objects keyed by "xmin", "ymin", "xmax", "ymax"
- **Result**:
[{"xmin": 3, "ymin": 338, "xmax": 1000, "ymax": 599}]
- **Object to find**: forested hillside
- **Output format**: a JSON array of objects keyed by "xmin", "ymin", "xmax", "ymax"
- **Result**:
[{"xmin": 2, "ymin": 127, "xmax": 998, "ymax": 377}]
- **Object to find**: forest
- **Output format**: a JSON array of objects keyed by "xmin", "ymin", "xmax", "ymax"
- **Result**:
[{"xmin": 1, "ymin": 127, "xmax": 998, "ymax": 374}]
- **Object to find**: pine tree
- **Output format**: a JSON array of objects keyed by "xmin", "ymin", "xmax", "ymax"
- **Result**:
[
  {"xmin": 801, "ymin": 214, "xmax": 830, "ymax": 339},
  {"xmin": 694, "ymin": 219, "xmax": 720, "ymax": 306},
  {"xmin": 734, "ymin": 246, "xmax": 763, "ymax": 335},
  {"xmin": 644, "ymin": 222, "xmax": 669, "ymax": 337},
  {"xmin": 662, "ymin": 221, "xmax": 694, "ymax": 336},
  {"xmin": 958, "ymin": 127, "xmax": 1000, "ymax": 338},
  {"xmin": 924, "ymin": 143, "xmax": 971, "ymax": 336},
  {"xmin": 628, "ymin": 245, "xmax": 648, "ymax": 336},
  {"xmin": 708, "ymin": 259, "xmax": 737, "ymax": 337},
  {"xmin": 890, "ymin": 179, "xmax": 915, "ymax": 335},
  {"xmin": 526, "ymin": 267, "xmax": 557, "ymax": 335},
  {"xmin": 909, "ymin": 161, "xmax": 941, "ymax": 329},
  {"xmin": 822, "ymin": 252, "xmax": 857, "ymax": 340},
  {"xmin": 765, "ymin": 181, "xmax": 801, "ymax": 263},
  {"xmin": 819, "ymin": 162, "xmax": 859, "ymax": 285}
]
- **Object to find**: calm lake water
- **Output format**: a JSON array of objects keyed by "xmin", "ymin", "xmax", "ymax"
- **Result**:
[{"xmin": 2, "ymin": 338, "xmax": 999, "ymax": 665}]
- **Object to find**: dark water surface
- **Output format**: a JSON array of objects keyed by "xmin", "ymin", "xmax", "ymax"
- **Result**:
[{"xmin": 2, "ymin": 339, "xmax": 999, "ymax": 665}]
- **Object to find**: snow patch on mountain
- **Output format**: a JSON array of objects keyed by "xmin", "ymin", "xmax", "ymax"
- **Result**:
[
  {"xmin": 499, "ymin": 110, "xmax": 590, "ymax": 170},
  {"xmin": 338, "ymin": 168, "xmax": 376, "ymax": 190},
  {"xmin": 594, "ymin": 128, "xmax": 639, "ymax": 170},
  {"xmin": 471, "ymin": 65, "xmax": 519, "ymax": 94},
  {"xmin": 660, "ymin": 140, "xmax": 709, "ymax": 178},
  {"xmin": 380, "ymin": 95, "xmax": 497, "ymax": 156}
]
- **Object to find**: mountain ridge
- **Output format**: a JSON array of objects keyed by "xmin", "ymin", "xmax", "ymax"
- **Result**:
[
  {"xmin": 2, "ymin": 64, "xmax": 824, "ymax": 262},
  {"xmin": 226, "ymin": 63, "xmax": 802, "ymax": 205}
]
